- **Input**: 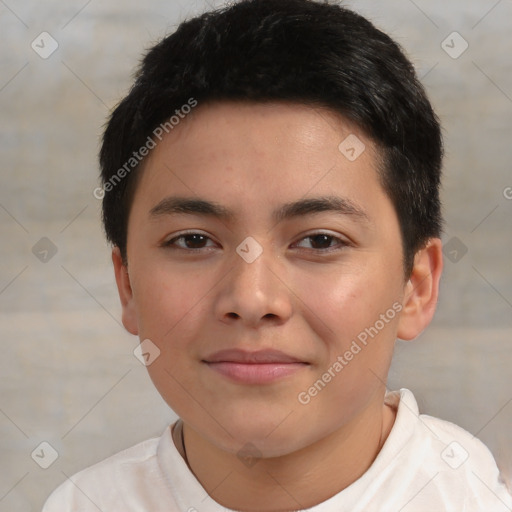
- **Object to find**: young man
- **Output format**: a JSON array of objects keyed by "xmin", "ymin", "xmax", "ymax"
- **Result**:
[{"xmin": 43, "ymin": 0, "xmax": 512, "ymax": 510}]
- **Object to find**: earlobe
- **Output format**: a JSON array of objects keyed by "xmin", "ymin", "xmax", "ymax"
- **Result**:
[
  {"xmin": 396, "ymin": 238, "xmax": 443, "ymax": 341},
  {"xmin": 112, "ymin": 247, "xmax": 139, "ymax": 335}
]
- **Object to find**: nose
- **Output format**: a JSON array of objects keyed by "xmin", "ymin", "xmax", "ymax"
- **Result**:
[{"xmin": 214, "ymin": 243, "xmax": 293, "ymax": 329}]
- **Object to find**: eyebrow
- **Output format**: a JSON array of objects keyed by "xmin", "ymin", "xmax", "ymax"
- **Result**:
[{"xmin": 149, "ymin": 195, "xmax": 370, "ymax": 224}]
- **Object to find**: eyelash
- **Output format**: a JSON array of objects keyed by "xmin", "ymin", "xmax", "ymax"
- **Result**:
[{"xmin": 162, "ymin": 231, "xmax": 350, "ymax": 253}]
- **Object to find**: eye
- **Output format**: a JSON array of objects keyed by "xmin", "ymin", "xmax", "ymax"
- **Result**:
[
  {"xmin": 293, "ymin": 232, "xmax": 349, "ymax": 251},
  {"xmin": 163, "ymin": 232, "xmax": 217, "ymax": 250}
]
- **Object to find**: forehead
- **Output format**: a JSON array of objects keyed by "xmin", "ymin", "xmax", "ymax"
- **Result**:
[
  {"xmin": 151, "ymin": 100, "xmax": 374, "ymax": 162},
  {"xmin": 131, "ymin": 101, "xmax": 389, "ymax": 222}
]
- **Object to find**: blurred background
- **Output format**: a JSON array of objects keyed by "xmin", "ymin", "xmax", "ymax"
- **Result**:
[{"xmin": 1, "ymin": 0, "xmax": 511, "ymax": 509}]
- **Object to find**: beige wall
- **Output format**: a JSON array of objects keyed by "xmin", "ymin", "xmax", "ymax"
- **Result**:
[{"xmin": 1, "ymin": 1, "xmax": 511, "ymax": 509}]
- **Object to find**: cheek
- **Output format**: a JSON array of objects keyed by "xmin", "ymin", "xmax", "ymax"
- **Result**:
[
  {"xmin": 130, "ymin": 264, "xmax": 208, "ymax": 344},
  {"xmin": 293, "ymin": 263, "xmax": 396, "ymax": 337},
  {"xmin": 292, "ymin": 262, "xmax": 402, "ymax": 384},
  {"xmin": 292, "ymin": 269, "xmax": 400, "ymax": 421}
]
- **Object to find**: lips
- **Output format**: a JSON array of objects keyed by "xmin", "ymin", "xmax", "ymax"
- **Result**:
[
  {"xmin": 203, "ymin": 349, "xmax": 309, "ymax": 384},
  {"xmin": 204, "ymin": 348, "xmax": 304, "ymax": 364}
]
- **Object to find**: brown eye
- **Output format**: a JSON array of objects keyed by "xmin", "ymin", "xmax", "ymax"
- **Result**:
[
  {"xmin": 308, "ymin": 234, "xmax": 334, "ymax": 249},
  {"xmin": 294, "ymin": 232, "xmax": 348, "ymax": 252},
  {"xmin": 164, "ymin": 232, "xmax": 216, "ymax": 250},
  {"xmin": 181, "ymin": 234, "xmax": 209, "ymax": 249}
]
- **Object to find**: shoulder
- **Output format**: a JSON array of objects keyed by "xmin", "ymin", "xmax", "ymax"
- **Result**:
[
  {"xmin": 42, "ymin": 436, "xmax": 163, "ymax": 511},
  {"xmin": 419, "ymin": 410, "xmax": 502, "ymax": 475},
  {"xmin": 400, "ymin": 390, "xmax": 512, "ymax": 510},
  {"xmin": 420, "ymin": 410, "xmax": 484, "ymax": 447},
  {"xmin": 391, "ymin": 388, "xmax": 501, "ymax": 470}
]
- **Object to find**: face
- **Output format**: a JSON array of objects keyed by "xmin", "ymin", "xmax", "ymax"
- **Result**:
[{"xmin": 116, "ymin": 101, "xmax": 416, "ymax": 457}]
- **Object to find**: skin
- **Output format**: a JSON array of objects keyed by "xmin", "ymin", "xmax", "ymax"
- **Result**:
[{"xmin": 113, "ymin": 101, "xmax": 443, "ymax": 511}]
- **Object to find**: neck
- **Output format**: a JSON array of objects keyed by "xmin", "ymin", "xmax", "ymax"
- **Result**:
[{"xmin": 180, "ymin": 396, "xmax": 396, "ymax": 511}]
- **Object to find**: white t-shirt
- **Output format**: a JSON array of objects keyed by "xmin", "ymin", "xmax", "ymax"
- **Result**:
[{"xmin": 42, "ymin": 388, "xmax": 512, "ymax": 511}]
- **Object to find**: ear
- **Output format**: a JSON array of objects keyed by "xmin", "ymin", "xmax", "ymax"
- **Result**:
[
  {"xmin": 397, "ymin": 238, "xmax": 443, "ymax": 341},
  {"xmin": 112, "ymin": 247, "xmax": 139, "ymax": 335}
]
